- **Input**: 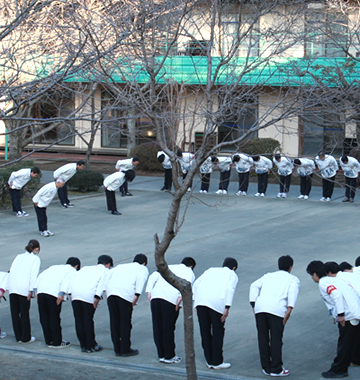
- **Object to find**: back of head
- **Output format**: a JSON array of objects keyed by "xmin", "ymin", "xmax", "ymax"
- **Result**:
[
  {"xmin": 306, "ymin": 260, "xmax": 327, "ymax": 278},
  {"xmin": 318, "ymin": 151, "xmax": 325, "ymax": 158},
  {"xmin": 355, "ymin": 256, "xmax": 360, "ymax": 267},
  {"xmin": 134, "ymin": 253, "xmax": 148, "ymax": 265},
  {"xmin": 77, "ymin": 160, "xmax": 85, "ymax": 166},
  {"xmin": 66, "ymin": 257, "xmax": 81, "ymax": 271},
  {"xmin": 181, "ymin": 257, "xmax": 196, "ymax": 269},
  {"xmin": 233, "ymin": 155, "xmax": 240, "ymax": 163},
  {"xmin": 132, "ymin": 157, "xmax": 140, "ymax": 163},
  {"xmin": 293, "ymin": 159, "xmax": 301, "ymax": 165},
  {"xmin": 325, "ymin": 261, "xmax": 340, "ymax": 275},
  {"xmin": 222, "ymin": 257, "xmax": 238, "ymax": 271},
  {"xmin": 124, "ymin": 169, "xmax": 136, "ymax": 182},
  {"xmin": 278, "ymin": 255, "xmax": 293, "ymax": 271},
  {"xmin": 97, "ymin": 254, "xmax": 113, "ymax": 267},
  {"xmin": 252, "ymin": 155, "xmax": 260, "ymax": 162},
  {"xmin": 25, "ymin": 239, "xmax": 40, "ymax": 253},
  {"xmin": 31, "ymin": 167, "xmax": 41, "ymax": 174},
  {"xmin": 177, "ymin": 150, "xmax": 183, "ymax": 157},
  {"xmin": 341, "ymin": 155, "xmax": 348, "ymax": 163},
  {"xmin": 274, "ymin": 154, "xmax": 281, "ymax": 161},
  {"xmin": 339, "ymin": 261, "xmax": 353, "ymax": 271},
  {"xmin": 211, "ymin": 156, "xmax": 219, "ymax": 163}
]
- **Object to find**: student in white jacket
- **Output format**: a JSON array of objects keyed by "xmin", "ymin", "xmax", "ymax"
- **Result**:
[
  {"xmin": 193, "ymin": 258, "xmax": 238, "ymax": 370},
  {"xmin": 146, "ymin": 257, "xmax": 196, "ymax": 364},
  {"xmin": 157, "ymin": 151, "xmax": 172, "ymax": 191},
  {"xmin": 293, "ymin": 158, "xmax": 316, "ymax": 199},
  {"xmin": 233, "ymin": 154, "xmax": 253, "ymax": 196},
  {"xmin": 115, "ymin": 157, "xmax": 139, "ymax": 196},
  {"xmin": 215, "ymin": 157, "xmax": 232, "ymax": 195},
  {"xmin": 252, "ymin": 155, "xmax": 273, "ymax": 197},
  {"xmin": 8, "ymin": 166, "xmax": 41, "ymax": 217},
  {"xmin": 249, "ymin": 255, "xmax": 300, "ymax": 377},
  {"xmin": 177, "ymin": 150, "xmax": 195, "ymax": 192},
  {"xmin": 71, "ymin": 255, "xmax": 113, "ymax": 353},
  {"xmin": 32, "ymin": 178, "xmax": 65, "ymax": 237},
  {"xmin": 53, "ymin": 160, "xmax": 85, "ymax": 208},
  {"xmin": 199, "ymin": 157, "xmax": 218, "ymax": 193},
  {"xmin": 315, "ymin": 152, "xmax": 338, "ymax": 201},
  {"xmin": 307, "ymin": 260, "xmax": 360, "ymax": 378},
  {"xmin": 105, "ymin": 254, "xmax": 149, "ymax": 357},
  {"xmin": 339, "ymin": 155, "xmax": 360, "ymax": 203},
  {"xmin": 35, "ymin": 257, "xmax": 81, "ymax": 348},
  {"xmin": 0, "ymin": 271, "xmax": 9, "ymax": 339},
  {"xmin": 8, "ymin": 240, "xmax": 41, "ymax": 344},
  {"xmin": 273, "ymin": 154, "xmax": 294, "ymax": 198}
]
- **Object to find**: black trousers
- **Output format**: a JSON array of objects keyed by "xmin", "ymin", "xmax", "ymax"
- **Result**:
[
  {"xmin": 119, "ymin": 180, "xmax": 128, "ymax": 194},
  {"xmin": 300, "ymin": 174, "xmax": 312, "ymax": 196},
  {"xmin": 38, "ymin": 293, "xmax": 62, "ymax": 346},
  {"xmin": 219, "ymin": 170, "xmax": 231, "ymax": 191},
  {"xmin": 322, "ymin": 176, "xmax": 336, "ymax": 198},
  {"xmin": 107, "ymin": 295, "xmax": 133, "ymax": 355},
  {"xmin": 196, "ymin": 306, "xmax": 225, "ymax": 366},
  {"xmin": 10, "ymin": 189, "xmax": 22, "ymax": 212},
  {"xmin": 257, "ymin": 173, "xmax": 269, "ymax": 194},
  {"xmin": 255, "ymin": 312, "xmax": 284, "ymax": 375},
  {"xmin": 279, "ymin": 174, "xmax": 292, "ymax": 193},
  {"xmin": 34, "ymin": 205, "xmax": 48, "ymax": 232},
  {"xmin": 345, "ymin": 177, "xmax": 357, "ymax": 199},
  {"xmin": 10, "ymin": 293, "xmax": 31, "ymax": 343},
  {"xmin": 72, "ymin": 300, "xmax": 96, "ymax": 350},
  {"xmin": 58, "ymin": 183, "xmax": 70, "ymax": 205},
  {"xmin": 329, "ymin": 321, "xmax": 359, "ymax": 375},
  {"xmin": 151, "ymin": 298, "xmax": 179, "ymax": 359},
  {"xmin": 105, "ymin": 189, "xmax": 117, "ymax": 212},
  {"xmin": 238, "ymin": 172, "xmax": 250, "ymax": 192},
  {"xmin": 201, "ymin": 173, "xmax": 211, "ymax": 191},
  {"xmin": 182, "ymin": 171, "xmax": 193, "ymax": 189},
  {"xmin": 164, "ymin": 169, "xmax": 172, "ymax": 190}
]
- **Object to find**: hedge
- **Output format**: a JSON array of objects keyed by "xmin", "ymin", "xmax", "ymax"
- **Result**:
[
  {"xmin": 239, "ymin": 138, "xmax": 281, "ymax": 157},
  {"xmin": 130, "ymin": 142, "xmax": 164, "ymax": 172},
  {"xmin": 67, "ymin": 170, "xmax": 104, "ymax": 192}
]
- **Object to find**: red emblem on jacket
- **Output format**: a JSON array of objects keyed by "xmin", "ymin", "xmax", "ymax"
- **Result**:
[{"xmin": 327, "ymin": 285, "xmax": 336, "ymax": 295}]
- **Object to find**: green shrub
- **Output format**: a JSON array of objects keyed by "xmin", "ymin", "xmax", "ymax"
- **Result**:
[
  {"xmin": 0, "ymin": 161, "xmax": 42, "ymax": 207},
  {"xmin": 239, "ymin": 138, "xmax": 281, "ymax": 158},
  {"xmin": 67, "ymin": 170, "xmax": 104, "ymax": 192},
  {"xmin": 130, "ymin": 142, "xmax": 164, "ymax": 172}
]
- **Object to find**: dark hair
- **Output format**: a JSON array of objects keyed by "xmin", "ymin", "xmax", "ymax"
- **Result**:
[
  {"xmin": 134, "ymin": 253, "xmax": 148, "ymax": 265},
  {"xmin": 222, "ymin": 257, "xmax": 238, "ymax": 270},
  {"xmin": 274, "ymin": 154, "xmax": 281, "ymax": 160},
  {"xmin": 341, "ymin": 155, "xmax": 348, "ymax": 163},
  {"xmin": 157, "ymin": 154, "xmax": 165, "ymax": 163},
  {"xmin": 25, "ymin": 239, "xmax": 40, "ymax": 253},
  {"xmin": 294, "ymin": 159, "xmax": 301, "ymax": 165},
  {"xmin": 306, "ymin": 260, "xmax": 327, "ymax": 279},
  {"xmin": 325, "ymin": 261, "xmax": 340, "ymax": 275},
  {"xmin": 278, "ymin": 255, "xmax": 293, "ymax": 271},
  {"xmin": 177, "ymin": 150, "xmax": 183, "ymax": 157},
  {"xmin": 124, "ymin": 169, "xmax": 136, "ymax": 182},
  {"xmin": 252, "ymin": 155, "xmax": 260, "ymax": 162},
  {"xmin": 77, "ymin": 160, "xmax": 85, "ymax": 166},
  {"xmin": 211, "ymin": 156, "xmax": 219, "ymax": 163},
  {"xmin": 97, "ymin": 255, "xmax": 113, "ymax": 267},
  {"xmin": 318, "ymin": 151, "xmax": 325, "ymax": 157},
  {"xmin": 232, "ymin": 155, "xmax": 240, "ymax": 162},
  {"xmin": 339, "ymin": 261, "xmax": 353, "ymax": 271},
  {"xmin": 181, "ymin": 257, "xmax": 196, "ymax": 268},
  {"xmin": 31, "ymin": 167, "xmax": 41, "ymax": 174},
  {"xmin": 132, "ymin": 157, "xmax": 140, "ymax": 162},
  {"xmin": 66, "ymin": 257, "xmax": 81, "ymax": 271},
  {"xmin": 355, "ymin": 256, "xmax": 360, "ymax": 267}
]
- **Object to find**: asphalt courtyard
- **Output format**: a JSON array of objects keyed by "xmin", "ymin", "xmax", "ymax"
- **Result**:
[{"xmin": 0, "ymin": 172, "xmax": 360, "ymax": 380}]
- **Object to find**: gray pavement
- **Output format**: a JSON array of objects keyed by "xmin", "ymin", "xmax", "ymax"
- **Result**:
[{"xmin": 0, "ymin": 172, "xmax": 360, "ymax": 380}]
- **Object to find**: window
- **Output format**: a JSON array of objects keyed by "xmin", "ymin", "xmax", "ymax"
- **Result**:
[{"xmin": 136, "ymin": 117, "xmax": 157, "ymax": 145}]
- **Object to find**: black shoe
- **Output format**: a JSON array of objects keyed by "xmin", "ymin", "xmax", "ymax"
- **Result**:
[
  {"xmin": 115, "ymin": 352, "xmax": 121, "ymax": 357},
  {"xmin": 160, "ymin": 187, "xmax": 166, "ymax": 191},
  {"xmin": 321, "ymin": 371, "xmax": 348, "ymax": 378},
  {"xmin": 120, "ymin": 349, "xmax": 139, "ymax": 357},
  {"xmin": 81, "ymin": 347, "xmax": 86, "ymax": 352},
  {"xmin": 121, "ymin": 192, "xmax": 126, "ymax": 197},
  {"xmin": 342, "ymin": 197, "xmax": 350, "ymax": 202},
  {"xmin": 125, "ymin": 192, "xmax": 133, "ymax": 196},
  {"xmin": 111, "ymin": 211, "xmax": 122, "ymax": 215},
  {"xmin": 85, "ymin": 348, "xmax": 95, "ymax": 353},
  {"xmin": 93, "ymin": 345, "xmax": 103, "ymax": 352}
]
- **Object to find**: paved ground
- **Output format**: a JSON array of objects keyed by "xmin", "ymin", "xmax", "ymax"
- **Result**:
[{"xmin": 1, "ymin": 171, "xmax": 360, "ymax": 380}]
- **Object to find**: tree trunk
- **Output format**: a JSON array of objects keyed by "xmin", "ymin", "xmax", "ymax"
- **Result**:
[
  {"xmin": 127, "ymin": 109, "xmax": 137, "ymax": 157},
  {"xmin": 7, "ymin": 123, "xmax": 25, "ymax": 160}
]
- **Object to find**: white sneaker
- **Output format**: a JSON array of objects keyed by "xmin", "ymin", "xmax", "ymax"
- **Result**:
[
  {"xmin": 222, "ymin": 190, "xmax": 227, "ymax": 195},
  {"xmin": 212, "ymin": 362, "xmax": 231, "ymax": 370},
  {"xmin": 276, "ymin": 193, "xmax": 282, "ymax": 198},
  {"xmin": 187, "ymin": 188, "xmax": 191, "ymax": 193},
  {"xmin": 326, "ymin": 197, "xmax": 331, "ymax": 202},
  {"xmin": 199, "ymin": 190, "xmax": 203, "ymax": 193},
  {"xmin": 242, "ymin": 191, "xmax": 247, "ymax": 196},
  {"xmin": 202, "ymin": 190, "xmax": 207, "ymax": 194},
  {"xmin": 236, "ymin": 191, "xmax": 241, "ymax": 196},
  {"xmin": 46, "ymin": 230, "xmax": 54, "ymax": 236},
  {"xmin": 216, "ymin": 190, "xmax": 223, "ymax": 194},
  {"xmin": 23, "ymin": 337, "xmax": 36, "ymax": 344},
  {"xmin": 320, "ymin": 197, "xmax": 326, "ymax": 201},
  {"xmin": 298, "ymin": 195, "xmax": 304, "ymax": 199},
  {"xmin": 260, "ymin": 193, "xmax": 265, "ymax": 197},
  {"xmin": 304, "ymin": 195, "xmax": 309, "ymax": 200},
  {"xmin": 16, "ymin": 211, "xmax": 23, "ymax": 217},
  {"xmin": 41, "ymin": 231, "xmax": 50, "ymax": 237},
  {"xmin": 255, "ymin": 192, "xmax": 261, "ymax": 197},
  {"xmin": 22, "ymin": 211, "xmax": 29, "ymax": 217},
  {"xmin": 281, "ymin": 193, "xmax": 287, "ymax": 198},
  {"xmin": 162, "ymin": 356, "xmax": 182, "ymax": 364},
  {"xmin": 0, "ymin": 331, "xmax": 6, "ymax": 339},
  {"xmin": 270, "ymin": 368, "xmax": 290, "ymax": 377}
]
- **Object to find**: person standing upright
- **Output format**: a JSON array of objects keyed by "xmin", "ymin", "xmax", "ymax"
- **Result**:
[
  {"xmin": 115, "ymin": 157, "xmax": 139, "ymax": 196},
  {"xmin": 233, "ymin": 153, "xmax": 253, "ymax": 196},
  {"xmin": 293, "ymin": 158, "xmax": 315, "ymax": 199},
  {"xmin": 215, "ymin": 156, "xmax": 232, "ymax": 195},
  {"xmin": 199, "ymin": 157, "xmax": 218, "ymax": 193},
  {"xmin": 8, "ymin": 167, "xmax": 41, "ymax": 217},
  {"xmin": 252, "ymin": 155, "xmax": 273, "ymax": 197},
  {"xmin": 339, "ymin": 155, "xmax": 360, "ymax": 203},
  {"xmin": 53, "ymin": 160, "xmax": 85, "ymax": 208},
  {"xmin": 249, "ymin": 255, "xmax": 300, "ymax": 377},
  {"xmin": 273, "ymin": 154, "xmax": 294, "ymax": 198},
  {"xmin": 315, "ymin": 152, "xmax": 338, "ymax": 202},
  {"xmin": 157, "ymin": 151, "xmax": 172, "ymax": 191}
]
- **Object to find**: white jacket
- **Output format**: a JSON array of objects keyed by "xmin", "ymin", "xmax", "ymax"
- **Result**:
[
  {"xmin": 273, "ymin": 157, "xmax": 294, "ymax": 176},
  {"xmin": 53, "ymin": 163, "xmax": 77, "ymax": 182},
  {"xmin": 103, "ymin": 172, "xmax": 126, "ymax": 191},
  {"xmin": 8, "ymin": 252, "xmax": 41, "ymax": 297},
  {"xmin": 32, "ymin": 182, "xmax": 58, "ymax": 208},
  {"xmin": 340, "ymin": 156, "xmax": 360, "ymax": 179},
  {"xmin": 296, "ymin": 158, "xmax": 315, "ymax": 176},
  {"xmin": 200, "ymin": 157, "xmax": 215, "ymax": 174},
  {"xmin": 178, "ymin": 153, "xmax": 194, "ymax": 173},
  {"xmin": 115, "ymin": 158, "xmax": 135, "ymax": 171},
  {"xmin": 8, "ymin": 168, "xmax": 32, "ymax": 190},
  {"xmin": 249, "ymin": 270, "xmax": 300, "ymax": 318},
  {"xmin": 157, "ymin": 151, "xmax": 172, "ymax": 169},
  {"xmin": 217, "ymin": 157, "xmax": 232, "ymax": 172},
  {"xmin": 315, "ymin": 155, "xmax": 338, "ymax": 179},
  {"xmin": 337, "ymin": 271, "xmax": 360, "ymax": 298},
  {"xmin": 254, "ymin": 156, "xmax": 273, "ymax": 174},
  {"xmin": 233, "ymin": 154, "xmax": 253, "ymax": 173}
]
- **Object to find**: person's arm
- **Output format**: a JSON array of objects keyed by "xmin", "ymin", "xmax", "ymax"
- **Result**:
[{"xmin": 283, "ymin": 306, "xmax": 293, "ymax": 325}]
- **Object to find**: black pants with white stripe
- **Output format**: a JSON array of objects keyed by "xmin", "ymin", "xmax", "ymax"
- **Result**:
[
  {"xmin": 38, "ymin": 293, "xmax": 62, "ymax": 346},
  {"xmin": 72, "ymin": 300, "xmax": 96, "ymax": 351},
  {"xmin": 10, "ymin": 293, "xmax": 31, "ymax": 343}
]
